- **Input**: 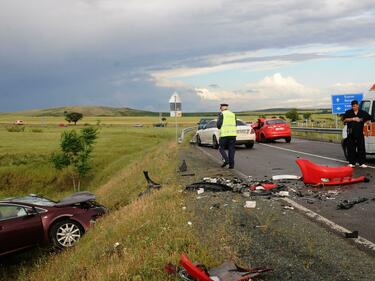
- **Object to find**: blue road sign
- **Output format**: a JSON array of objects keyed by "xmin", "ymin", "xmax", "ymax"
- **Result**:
[{"xmin": 331, "ymin": 93, "xmax": 363, "ymax": 114}]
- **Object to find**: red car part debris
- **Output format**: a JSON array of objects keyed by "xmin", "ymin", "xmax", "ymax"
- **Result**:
[
  {"xmin": 177, "ymin": 254, "xmax": 272, "ymax": 281},
  {"xmin": 296, "ymin": 159, "xmax": 365, "ymax": 186},
  {"xmin": 249, "ymin": 183, "xmax": 278, "ymax": 191},
  {"xmin": 179, "ymin": 254, "xmax": 213, "ymax": 281}
]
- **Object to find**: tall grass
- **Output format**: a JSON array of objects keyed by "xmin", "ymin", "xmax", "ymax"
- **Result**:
[
  {"xmin": 0, "ymin": 127, "xmax": 175, "ymax": 199},
  {"xmin": 7, "ymin": 140, "xmax": 214, "ymax": 281}
]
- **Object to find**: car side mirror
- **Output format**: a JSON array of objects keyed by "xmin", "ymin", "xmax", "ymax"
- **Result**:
[{"xmin": 26, "ymin": 207, "xmax": 38, "ymax": 216}]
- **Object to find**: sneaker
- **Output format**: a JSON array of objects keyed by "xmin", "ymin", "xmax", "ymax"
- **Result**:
[
  {"xmin": 359, "ymin": 164, "xmax": 368, "ymax": 168},
  {"xmin": 347, "ymin": 164, "xmax": 355, "ymax": 168}
]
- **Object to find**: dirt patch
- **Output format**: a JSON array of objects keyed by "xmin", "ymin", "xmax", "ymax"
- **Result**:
[{"xmin": 179, "ymin": 144, "xmax": 375, "ymax": 281}]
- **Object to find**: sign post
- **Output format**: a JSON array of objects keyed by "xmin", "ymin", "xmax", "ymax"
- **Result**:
[
  {"xmin": 331, "ymin": 93, "xmax": 363, "ymax": 128},
  {"xmin": 169, "ymin": 92, "xmax": 182, "ymax": 143}
]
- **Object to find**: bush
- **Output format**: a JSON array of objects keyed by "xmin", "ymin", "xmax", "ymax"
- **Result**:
[
  {"xmin": 31, "ymin": 128, "xmax": 43, "ymax": 133},
  {"xmin": 6, "ymin": 125, "xmax": 25, "ymax": 132}
]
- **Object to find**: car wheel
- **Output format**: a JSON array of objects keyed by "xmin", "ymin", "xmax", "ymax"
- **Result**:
[
  {"xmin": 285, "ymin": 137, "xmax": 291, "ymax": 143},
  {"xmin": 197, "ymin": 135, "xmax": 202, "ymax": 146},
  {"xmin": 342, "ymin": 139, "xmax": 349, "ymax": 160},
  {"xmin": 260, "ymin": 134, "xmax": 266, "ymax": 143},
  {"xmin": 50, "ymin": 219, "xmax": 84, "ymax": 249},
  {"xmin": 245, "ymin": 142, "xmax": 254, "ymax": 149},
  {"xmin": 212, "ymin": 135, "xmax": 219, "ymax": 149}
]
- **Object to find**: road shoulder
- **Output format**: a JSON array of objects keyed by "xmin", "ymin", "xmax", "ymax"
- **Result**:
[{"xmin": 179, "ymin": 144, "xmax": 375, "ymax": 281}]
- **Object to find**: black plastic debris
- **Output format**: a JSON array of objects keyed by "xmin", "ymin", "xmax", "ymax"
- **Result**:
[
  {"xmin": 181, "ymin": 173, "xmax": 196, "ymax": 177},
  {"xmin": 186, "ymin": 182, "xmax": 233, "ymax": 192},
  {"xmin": 337, "ymin": 197, "xmax": 368, "ymax": 210},
  {"xmin": 179, "ymin": 160, "xmax": 188, "ymax": 172},
  {"xmin": 138, "ymin": 171, "xmax": 162, "ymax": 197},
  {"xmin": 345, "ymin": 231, "xmax": 359, "ymax": 238}
]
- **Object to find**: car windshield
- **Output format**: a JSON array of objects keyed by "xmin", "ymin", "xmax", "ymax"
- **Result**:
[
  {"xmin": 3, "ymin": 195, "xmax": 56, "ymax": 206},
  {"xmin": 236, "ymin": 120, "xmax": 247, "ymax": 126},
  {"xmin": 266, "ymin": 119, "xmax": 286, "ymax": 125}
]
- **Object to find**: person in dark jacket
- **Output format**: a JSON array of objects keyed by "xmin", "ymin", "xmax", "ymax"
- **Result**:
[
  {"xmin": 217, "ymin": 103, "xmax": 237, "ymax": 169},
  {"xmin": 343, "ymin": 100, "xmax": 371, "ymax": 168}
]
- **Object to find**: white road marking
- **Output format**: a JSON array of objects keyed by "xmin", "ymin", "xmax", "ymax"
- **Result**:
[
  {"xmin": 282, "ymin": 197, "xmax": 375, "ymax": 252},
  {"xmin": 259, "ymin": 143, "xmax": 375, "ymax": 169}
]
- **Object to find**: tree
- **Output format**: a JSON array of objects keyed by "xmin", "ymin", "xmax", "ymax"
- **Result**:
[
  {"xmin": 65, "ymin": 112, "xmax": 83, "ymax": 125},
  {"xmin": 303, "ymin": 112, "xmax": 312, "ymax": 120},
  {"xmin": 51, "ymin": 127, "xmax": 99, "ymax": 191},
  {"xmin": 285, "ymin": 109, "xmax": 299, "ymax": 121}
]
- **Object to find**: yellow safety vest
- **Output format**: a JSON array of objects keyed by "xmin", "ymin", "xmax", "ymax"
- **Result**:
[{"xmin": 220, "ymin": 110, "xmax": 237, "ymax": 137}]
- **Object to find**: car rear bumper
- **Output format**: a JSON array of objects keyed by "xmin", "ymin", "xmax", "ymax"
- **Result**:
[
  {"xmin": 236, "ymin": 140, "xmax": 255, "ymax": 145},
  {"xmin": 266, "ymin": 132, "xmax": 291, "ymax": 139}
]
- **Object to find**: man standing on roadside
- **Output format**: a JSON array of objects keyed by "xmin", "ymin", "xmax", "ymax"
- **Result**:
[
  {"xmin": 217, "ymin": 103, "xmax": 237, "ymax": 169},
  {"xmin": 343, "ymin": 100, "xmax": 371, "ymax": 168}
]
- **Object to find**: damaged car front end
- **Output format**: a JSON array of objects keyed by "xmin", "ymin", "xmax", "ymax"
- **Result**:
[{"xmin": 0, "ymin": 192, "xmax": 106, "ymax": 256}]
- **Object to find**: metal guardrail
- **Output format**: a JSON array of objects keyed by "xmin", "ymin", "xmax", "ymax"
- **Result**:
[
  {"xmin": 291, "ymin": 127, "xmax": 342, "ymax": 134},
  {"xmin": 178, "ymin": 126, "xmax": 196, "ymax": 143}
]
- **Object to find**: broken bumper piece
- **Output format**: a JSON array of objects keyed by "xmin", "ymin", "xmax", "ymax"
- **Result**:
[{"xmin": 296, "ymin": 159, "xmax": 366, "ymax": 186}]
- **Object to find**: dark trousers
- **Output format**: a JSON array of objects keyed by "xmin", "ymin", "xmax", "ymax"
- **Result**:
[
  {"xmin": 219, "ymin": 136, "xmax": 236, "ymax": 168},
  {"xmin": 347, "ymin": 134, "xmax": 366, "ymax": 165}
]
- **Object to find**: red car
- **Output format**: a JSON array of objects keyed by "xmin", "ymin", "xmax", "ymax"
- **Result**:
[
  {"xmin": 252, "ymin": 118, "xmax": 291, "ymax": 143},
  {"xmin": 0, "ymin": 192, "xmax": 106, "ymax": 257}
]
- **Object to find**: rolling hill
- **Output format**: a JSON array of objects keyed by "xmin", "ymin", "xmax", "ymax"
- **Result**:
[{"xmin": 0, "ymin": 106, "xmax": 159, "ymax": 117}]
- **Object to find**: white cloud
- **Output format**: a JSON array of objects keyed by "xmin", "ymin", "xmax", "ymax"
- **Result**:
[
  {"xmin": 330, "ymin": 82, "xmax": 373, "ymax": 93},
  {"xmin": 194, "ymin": 73, "xmax": 328, "ymax": 110}
]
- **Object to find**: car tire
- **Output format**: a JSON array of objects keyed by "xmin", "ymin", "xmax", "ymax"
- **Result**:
[
  {"xmin": 212, "ymin": 135, "xmax": 219, "ymax": 149},
  {"xmin": 245, "ymin": 142, "xmax": 254, "ymax": 149},
  {"xmin": 50, "ymin": 219, "xmax": 84, "ymax": 249},
  {"xmin": 197, "ymin": 135, "xmax": 202, "ymax": 146},
  {"xmin": 285, "ymin": 137, "xmax": 291, "ymax": 143},
  {"xmin": 342, "ymin": 139, "xmax": 349, "ymax": 160},
  {"xmin": 260, "ymin": 134, "xmax": 266, "ymax": 143}
]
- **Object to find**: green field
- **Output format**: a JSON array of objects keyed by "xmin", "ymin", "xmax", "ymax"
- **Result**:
[
  {"xmin": 0, "ymin": 124, "xmax": 175, "ymax": 199},
  {"xmin": 0, "ymin": 114, "xmax": 219, "ymax": 281}
]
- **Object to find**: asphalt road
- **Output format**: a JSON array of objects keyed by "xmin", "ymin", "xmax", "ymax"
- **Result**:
[{"xmin": 199, "ymin": 138, "xmax": 375, "ymax": 244}]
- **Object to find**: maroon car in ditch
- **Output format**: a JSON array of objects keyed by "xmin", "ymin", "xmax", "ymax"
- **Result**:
[{"xmin": 0, "ymin": 192, "xmax": 106, "ymax": 257}]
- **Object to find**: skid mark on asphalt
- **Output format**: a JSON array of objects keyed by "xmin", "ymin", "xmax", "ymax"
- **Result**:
[{"xmin": 259, "ymin": 143, "xmax": 375, "ymax": 169}]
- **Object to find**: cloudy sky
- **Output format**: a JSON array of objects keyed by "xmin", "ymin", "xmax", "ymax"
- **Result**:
[{"xmin": 1, "ymin": 0, "xmax": 375, "ymax": 112}]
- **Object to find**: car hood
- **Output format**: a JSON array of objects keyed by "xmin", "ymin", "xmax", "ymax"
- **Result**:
[{"xmin": 55, "ymin": 192, "xmax": 96, "ymax": 207}]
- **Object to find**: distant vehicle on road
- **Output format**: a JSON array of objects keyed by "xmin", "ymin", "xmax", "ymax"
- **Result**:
[
  {"xmin": 252, "ymin": 118, "xmax": 291, "ymax": 143},
  {"xmin": 133, "ymin": 123, "xmax": 144, "ymax": 128},
  {"xmin": 0, "ymin": 192, "xmax": 106, "ymax": 257},
  {"xmin": 15, "ymin": 120, "xmax": 24, "ymax": 125},
  {"xmin": 196, "ymin": 119, "xmax": 255, "ymax": 149}
]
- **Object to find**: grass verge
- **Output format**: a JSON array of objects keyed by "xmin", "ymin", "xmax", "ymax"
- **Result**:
[{"xmin": 3, "ymin": 139, "xmax": 214, "ymax": 281}]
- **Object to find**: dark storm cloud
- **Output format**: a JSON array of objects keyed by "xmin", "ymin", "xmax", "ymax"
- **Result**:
[{"xmin": 0, "ymin": 0, "xmax": 374, "ymax": 111}]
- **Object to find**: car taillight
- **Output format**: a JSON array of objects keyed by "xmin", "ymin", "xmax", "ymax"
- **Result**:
[{"xmin": 250, "ymin": 128, "xmax": 255, "ymax": 134}]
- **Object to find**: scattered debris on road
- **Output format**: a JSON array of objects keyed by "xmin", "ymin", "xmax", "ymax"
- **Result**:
[
  {"xmin": 244, "ymin": 201, "xmax": 256, "ymax": 208},
  {"xmin": 179, "ymin": 159, "xmax": 188, "ymax": 172},
  {"xmin": 345, "ymin": 231, "xmax": 359, "ymax": 239},
  {"xmin": 272, "ymin": 175, "xmax": 301, "ymax": 180},
  {"xmin": 337, "ymin": 197, "xmax": 368, "ymax": 210}
]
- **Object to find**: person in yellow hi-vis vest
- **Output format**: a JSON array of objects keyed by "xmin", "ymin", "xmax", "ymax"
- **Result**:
[{"xmin": 217, "ymin": 103, "xmax": 237, "ymax": 169}]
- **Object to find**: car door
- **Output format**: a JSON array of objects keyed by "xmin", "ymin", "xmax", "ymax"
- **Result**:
[
  {"xmin": 360, "ymin": 100, "xmax": 371, "ymax": 151},
  {"xmin": 205, "ymin": 120, "xmax": 217, "ymax": 145},
  {"xmin": 0, "ymin": 204, "xmax": 44, "ymax": 255}
]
